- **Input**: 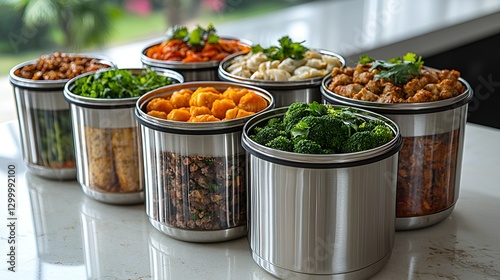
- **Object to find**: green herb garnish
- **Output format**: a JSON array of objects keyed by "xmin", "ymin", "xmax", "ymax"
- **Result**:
[
  {"xmin": 359, "ymin": 52, "xmax": 424, "ymax": 85},
  {"xmin": 166, "ymin": 23, "xmax": 220, "ymax": 51},
  {"xmin": 73, "ymin": 69, "xmax": 176, "ymax": 98},
  {"xmin": 251, "ymin": 35, "xmax": 309, "ymax": 61}
]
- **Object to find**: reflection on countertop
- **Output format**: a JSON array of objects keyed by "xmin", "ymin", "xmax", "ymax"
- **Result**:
[{"xmin": 1, "ymin": 121, "xmax": 500, "ymax": 279}]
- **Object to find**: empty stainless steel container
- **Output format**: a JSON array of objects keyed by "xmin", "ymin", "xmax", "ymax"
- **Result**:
[
  {"xmin": 218, "ymin": 50, "xmax": 345, "ymax": 107},
  {"xmin": 135, "ymin": 81, "xmax": 274, "ymax": 242},
  {"xmin": 242, "ymin": 106, "xmax": 402, "ymax": 279},
  {"xmin": 321, "ymin": 75, "xmax": 473, "ymax": 230}
]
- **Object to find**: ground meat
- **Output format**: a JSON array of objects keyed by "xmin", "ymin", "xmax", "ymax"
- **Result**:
[
  {"xmin": 14, "ymin": 51, "xmax": 111, "ymax": 80},
  {"xmin": 328, "ymin": 64, "xmax": 465, "ymax": 103},
  {"xmin": 396, "ymin": 129, "xmax": 460, "ymax": 217},
  {"xmin": 153, "ymin": 152, "xmax": 246, "ymax": 231}
]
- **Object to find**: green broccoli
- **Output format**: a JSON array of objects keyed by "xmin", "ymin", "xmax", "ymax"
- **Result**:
[
  {"xmin": 290, "ymin": 114, "xmax": 349, "ymax": 152},
  {"xmin": 250, "ymin": 126, "xmax": 286, "ymax": 146},
  {"xmin": 293, "ymin": 139, "xmax": 323, "ymax": 154},
  {"xmin": 282, "ymin": 101, "xmax": 327, "ymax": 132},
  {"xmin": 341, "ymin": 125, "xmax": 394, "ymax": 153},
  {"xmin": 266, "ymin": 117, "xmax": 285, "ymax": 131},
  {"xmin": 358, "ymin": 119, "xmax": 386, "ymax": 132},
  {"xmin": 266, "ymin": 136, "xmax": 293, "ymax": 152}
]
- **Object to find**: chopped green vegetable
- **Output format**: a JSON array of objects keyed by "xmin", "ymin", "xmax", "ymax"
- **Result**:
[
  {"xmin": 251, "ymin": 35, "xmax": 309, "ymax": 61},
  {"xmin": 359, "ymin": 52, "xmax": 424, "ymax": 85},
  {"xmin": 166, "ymin": 23, "xmax": 219, "ymax": 51},
  {"xmin": 248, "ymin": 102, "xmax": 395, "ymax": 154},
  {"xmin": 72, "ymin": 69, "xmax": 176, "ymax": 98}
]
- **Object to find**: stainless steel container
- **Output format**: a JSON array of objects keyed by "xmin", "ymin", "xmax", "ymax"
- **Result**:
[
  {"xmin": 242, "ymin": 106, "xmax": 402, "ymax": 279},
  {"xmin": 321, "ymin": 75, "xmax": 473, "ymax": 230},
  {"xmin": 9, "ymin": 57, "xmax": 113, "ymax": 180},
  {"xmin": 141, "ymin": 38, "xmax": 252, "ymax": 82},
  {"xmin": 135, "ymin": 81, "xmax": 274, "ymax": 242},
  {"xmin": 64, "ymin": 68, "xmax": 183, "ymax": 204},
  {"xmin": 218, "ymin": 50, "xmax": 345, "ymax": 107}
]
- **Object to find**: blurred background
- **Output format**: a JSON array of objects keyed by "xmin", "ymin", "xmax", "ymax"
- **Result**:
[
  {"xmin": 0, "ymin": 0, "xmax": 320, "ymax": 76},
  {"xmin": 0, "ymin": 0, "xmax": 320, "ymax": 122}
]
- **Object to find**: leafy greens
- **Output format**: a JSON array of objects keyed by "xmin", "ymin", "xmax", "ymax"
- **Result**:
[
  {"xmin": 251, "ymin": 36, "xmax": 309, "ymax": 60},
  {"xmin": 359, "ymin": 52, "xmax": 424, "ymax": 85},
  {"xmin": 73, "ymin": 69, "xmax": 176, "ymax": 98},
  {"xmin": 166, "ymin": 23, "xmax": 220, "ymax": 51}
]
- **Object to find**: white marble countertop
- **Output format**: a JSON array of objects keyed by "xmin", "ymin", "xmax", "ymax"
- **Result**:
[{"xmin": 0, "ymin": 120, "xmax": 499, "ymax": 279}]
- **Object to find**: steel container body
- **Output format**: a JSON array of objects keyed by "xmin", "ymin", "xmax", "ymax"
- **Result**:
[
  {"xmin": 242, "ymin": 107, "xmax": 402, "ymax": 279},
  {"xmin": 135, "ymin": 81, "xmax": 275, "ymax": 242},
  {"xmin": 321, "ymin": 75, "xmax": 473, "ymax": 230},
  {"xmin": 9, "ymin": 57, "xmax": 114, "ymax": 180},
  {"xmin": 141, "ymin": 38, "xmax": 252, "ymax": 82},
  {"xmin": 64, "ymin": 68, "xmax": 183, "ymax": 205},
  {"xmin": 218, "ymin": 50, "xmax": 345, "ymax": 108}
]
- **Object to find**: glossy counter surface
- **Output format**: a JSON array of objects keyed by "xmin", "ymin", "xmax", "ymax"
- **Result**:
[{"xmin": 1, "ymin": 120, "xmax": 499, "ymax": 279}]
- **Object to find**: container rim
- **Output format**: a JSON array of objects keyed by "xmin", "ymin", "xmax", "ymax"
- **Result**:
[
  {"xmin": 241, "ymin": 106, "xmax": 403, "ymax": 168},
  {"xmin": 217, "ymin": 49, "xmax": 346, "ymax": 88},
  {"xmin": 320, "ymin": 74, "xmax": 474, "ymax": 115},
  {"xmin": 140, "ymin": 37, "xmax": 253, "ymax": 70},
  {"xmin": 135, "ymin": 81, "xmax": 275, "ymax": 135},
  {"xmin": 9, "ymin": 54, "xmax": 115, "ymax": 90},
  {"xmin": 63, "ymin": 68, "xmax": 184, "ymax": 109}
]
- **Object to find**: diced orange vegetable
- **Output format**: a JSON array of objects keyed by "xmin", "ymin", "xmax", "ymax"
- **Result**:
[
  {"xmin": 145, "ymin": 38, "xmax": 250, "ymax": 62},
  {"xmin": 167, "ymin": 109, "xmax": 191, "ymax": 121},
  {"xmin": 188, "ymin": 114, "xmax": 220, "ymax": 122},
  {"xmin": 238, "ymin": 92, "xmax": 268, "ymax": 113},
  {"xmin": 170, "ymin": 89, "xmax": 193, "ymax": 108},
  {"xmin": 147, "ymin": 110, "xmax": 169, "ymax": 120},
  {"xmin": 190, "ymin": 106, "xmax": 212, "ymax": 117},
  {"xmin": 211, "ymin": 99, "xmax": 236, "ymax": 119},
  {"xmin": 145, "ymin": 86, "xmax": 267, "ymax": 122}
]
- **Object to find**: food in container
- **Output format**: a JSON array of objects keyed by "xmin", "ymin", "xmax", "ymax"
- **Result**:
[
  {"xmin": 218, "ymin": 36, "xmax": 345, "ymax": 107},
  {"xmin": 64, "ymin": 68, "xmax": 183, "ymax": 204},
  {"xmin": 242, "ymin": 103, "xmax": 402, "ymax": 279},
  {"xmin": 9, "ymin": 52, "xmax": 113, "ymax": 180},
  {"xmin": 135, "ymin": 81, "xmax": 274, "ymax": 242},
  {"xmin": 141, "ymin": 24, "xmax": 251, "ymax": 81},
  {"xmin": 321, "ymin": 52, "xmax": 474, "ymax": 230}
]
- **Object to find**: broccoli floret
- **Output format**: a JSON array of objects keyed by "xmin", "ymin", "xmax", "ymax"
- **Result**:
[
  {"xmin": 372, "ymin": 125, "xmax": 394, "ymax": 144},
  {"xmin": 266, "ymin": 117, "xmax": 285, "ymax": 131},
  {"xmin": 266, "ymin": 136, "xmax": 293, "ymax": 152},
  {"xmin": 293, "ymin": 139, "xmax": 323, "ymax": 154},
  {"xmin": 283, "ymin": 101, "xmax": 327, "ymax": 132},
  {"xmin": 341, "ymin": 125, "xmax": 394, "ymax": 153},
  {"xmin": 358, "ymin": 119, "xmax": 386, "ymax": 132},
  {"xmin": 327, "ymin": 107, "xmax": 365, "ymax": 126},
  {"xmin": 290, "ymin": 114, "xmax": 349, "ymax": 152},
  {"xmin": 250, "ymin": 126, "xmax": 286, "ymax": 146}
]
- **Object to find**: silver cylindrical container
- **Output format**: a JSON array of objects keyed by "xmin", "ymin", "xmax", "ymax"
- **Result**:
[
  {"xmin": 64, "ymin": 68, "xmax": 183, "ymax": 204},
  {"xmin": 135, "ymin": 81, "xmax": 274, "ymax": 242},
  {"xmin": 218, "ymin": 50, "xmax": 345, "ymax": 107},
  {"xmin": 321, "ymin": 75, "xmax": 473, "ymax": 230},
  {"xmin": 141, "ymin": 38, "xmax": 251, "ymax": 82},
  {"xmin": 9, "ymin": 56, "xmax": 113, "ymax": 180},
  {"xmin": 242, "ymin": 106, "xmax": 402, "ymax": 279}
]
